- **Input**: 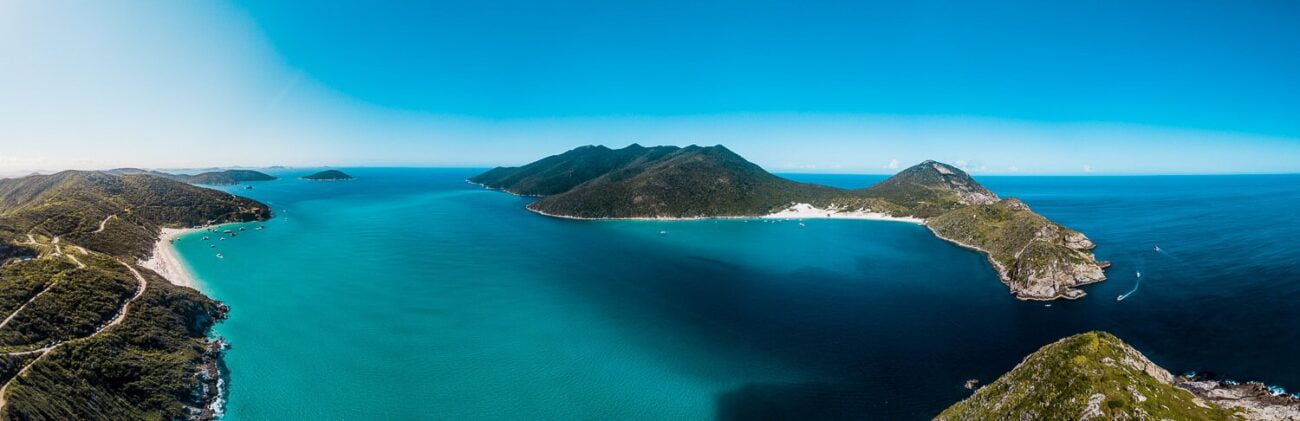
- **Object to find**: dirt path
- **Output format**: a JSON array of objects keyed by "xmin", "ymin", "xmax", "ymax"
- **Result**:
[
  {"xmin": 0, "ymin": 260, "xmax": 148, "ymax": 413},
  {"xmin": 92, "ymin": 215, "xmax": 117, "ymax": 234}
]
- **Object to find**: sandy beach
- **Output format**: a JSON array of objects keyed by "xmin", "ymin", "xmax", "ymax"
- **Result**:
[
  {"xmin": 139, "ymin": 227, "xmax": 202, "ymax": 288},
  {"xmin": 527, "ymin": 202, "xmax": 927, "ymax": 224},
  {"xmin": 760, "ymin": 203, "xmax": 926, "ymax": 224}
]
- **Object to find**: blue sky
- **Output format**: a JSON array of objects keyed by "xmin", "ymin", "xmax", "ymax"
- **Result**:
[{"xmin": 1, "ymin": 1, "xmax": 1298, "ymax": 174}]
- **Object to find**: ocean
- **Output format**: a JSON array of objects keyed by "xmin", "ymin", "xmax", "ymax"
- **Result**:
[{"xmin": 172, "ymin": 168, "xmax": 1300, "ymax": 419}]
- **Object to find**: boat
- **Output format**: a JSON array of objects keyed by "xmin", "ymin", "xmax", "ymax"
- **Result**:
[
  {"xmin": 659, "ymin": 230, "xmax": 667, "ymax": 235},
  {"xmin": 1136, "ymin": 271, "xmax": 1141, "ymax": 277},
  {"xmin": 215, "ymin": 253, "xmax": 224, "ymax": 259},
  {"xmin": 798, "ymin": 222, "xmax": 806, "ymax": 227},
  {"xmin": 220, "ymin": 238, "xmax": 225, "ymax": 241},
  {"xmin": 201, "ymin": 236, "xmax": 209, "ymax": 241},
  {"xmin": 239, "ymin": 227, "xmax": 246, "ymax": 231},
  {"xmin": 1154, "ymin": 245, "xmax": 1161, "ymax": 252},
  {"xmin": 209, "ymin": 244, "xmax": 215, "ymax": 248}
]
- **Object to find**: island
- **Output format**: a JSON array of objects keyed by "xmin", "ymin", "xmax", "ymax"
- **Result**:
[
  {"xmin": 0, "ymin": 170, "xmax": 270, "ymax": 419},
  {"xmin": 939, "ymin": 331, "xmax": 1300, "ymax": 419},
  {"xmin": 108, "ymin": 168, "xmax": 277, "ymax": 186},
  {"xmin": 301, "ymin": 170, "xmax": 353, "ymax": 181},
  {"xmin": 470, "ymin": 144, "xmax": 1108, "ymax": 300}
]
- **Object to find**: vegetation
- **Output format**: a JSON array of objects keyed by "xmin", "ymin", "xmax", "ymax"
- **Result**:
[
  {"xmin": 510, "ymin": 145, "xmax": 841, "ymax": 218},
  {"xmin": 927, "ymin": 199, "xmax": 1105, "ymax": 299},
  {"xmin": 0, "ymin": 171, "xmax": 268, "ymax": 420},
  {"xmin": 937, "ymin": 331, "xmax": 1237, "ymax": 420},
  {"xmin": 0, "ymin": 171, "xmax": 269, "ymax": 259},
  {"xmin": 301, "ymin": 170, "xmax": 353, "ymax": 181},
  {"xmin": 107, "ymin": 168, "xmax": 277, "ymax": 186},
  {"xmin": 473, "ymin": 144, "xmax": 1109, "ymax": 298}
]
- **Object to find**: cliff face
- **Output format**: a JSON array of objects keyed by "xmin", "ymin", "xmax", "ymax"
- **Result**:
[
  {"xmin": 471, "ymin": 144, "xmax": 1109, "ymax": 300},
  {"xmin": 939, "ymin": 331, "xmax": 1300, "ymax": 420}
]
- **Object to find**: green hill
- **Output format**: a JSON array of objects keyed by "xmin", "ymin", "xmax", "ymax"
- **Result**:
[
  {"xmin": 472, "ymin": 144, "xmax": 1109, "ymax": 299},
  {"xmin": 938, "ymin": 332, "xmax": 1241, "ymax": 420},
  {"xmin": 1, "ymin": 171, "xmax": 270, "ymax": 259},
  {"xmin": 0, "ymin": 171, "xmax": 270, "ymax": 420},
  {"xmin": 107, "ymin": 168, "xmax": 277, "ymax": 186}
]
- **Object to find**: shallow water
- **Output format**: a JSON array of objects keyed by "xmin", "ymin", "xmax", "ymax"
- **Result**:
[{"xmin": 175, "ymin": 169, "xmax": 1300, "ymax": 419}]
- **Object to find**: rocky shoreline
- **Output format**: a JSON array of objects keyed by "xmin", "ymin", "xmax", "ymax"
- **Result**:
[
  {"xmin": 1177, "ymin": 375, "xmax": 1300, "ymax": 420},
  {"xmin": 186, "ymin": 336, "xmax": 229, "ymax": 421}
]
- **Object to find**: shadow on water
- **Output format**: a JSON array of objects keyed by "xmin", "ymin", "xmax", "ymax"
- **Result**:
[
  {"xmin": 715, "ymin": 381, "xmax": 883, "ymax": 421},
  {"xmin": 520, "ymin": 215, "xmax": 1093, "ymax": 419}
]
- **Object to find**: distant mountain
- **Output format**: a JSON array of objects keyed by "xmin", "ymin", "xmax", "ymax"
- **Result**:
[
  {"xmin": 938, "ymin": 331, "xmax": 1298, "ymax": 419},
  {"xmin": 473, "ymin": 144, "xmax": 1109, "ymax": 300},
  {"xmin": 474, "ymin": 145, "xmax": 839, "ymax": 218},
  {"xmin": 107, "ymin": 168, "xmax": 277, "ymax": 186},
  {"xmin": 0, "ymin": 171, "xmax": 270, "ymax": 419},
  {"xmin": 301, "ymin": 170, "xmax": 353, "ymax": 181}
]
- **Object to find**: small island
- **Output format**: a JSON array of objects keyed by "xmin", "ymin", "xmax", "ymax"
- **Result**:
[
  {"xmin": 471, "ymin": 144, "xmax": 1109, "ymax": 300},
  {"xmin": 301, "ymin": 170, "xmax": 353, "ymax": 181}
]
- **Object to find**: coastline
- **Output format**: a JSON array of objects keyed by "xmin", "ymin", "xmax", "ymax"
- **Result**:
[
  {"xmin": 139, "ymin": 226, "xmax": 230, "ymax": 421},
  {"xmin": 524, "ymin": 202, "xmax": 927, "ymax": 224},
  {"xmin": 139, "ymin": 227, "xmax": 203, "ymax": 288}
]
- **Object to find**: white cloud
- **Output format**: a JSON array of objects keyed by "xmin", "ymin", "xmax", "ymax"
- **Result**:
[
  {"xmin": 885, "ymin": 159, "xmax": 900, "ymax": 169},
  {"xmin": 1008, "ymin": 166, "xmax": 1019, "ymax": 172},
  {"xmin": 1082, "ymin": 164, "xmax": 1094, "ymax": 173}
]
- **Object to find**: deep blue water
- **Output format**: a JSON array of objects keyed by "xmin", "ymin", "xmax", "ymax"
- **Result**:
[{"xmin": 177, "ymin": 169, "xmax": 1300, "ymax": 419}]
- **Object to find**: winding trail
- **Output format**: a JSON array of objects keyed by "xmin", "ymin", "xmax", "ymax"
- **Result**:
[
  {"xmin": 0, "ymin": 260, "xmax": 148, "ymax": 413},
  {"xmin": 92, "ymin": 215, "xmax": 117, "ymax": 234}
]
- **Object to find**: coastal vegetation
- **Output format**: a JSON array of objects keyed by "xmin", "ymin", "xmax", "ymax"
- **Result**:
[
  {"xmin": 301, "ymin": 170, "xmax": 353, "ymax": 181},
  {"xmin": 472, "ymin": 144, "xmax": 1108, "ymax": 299},
  {"xmin": 939, "ymin": 331, "xmax": 1300, "ymax": 420},
  {"xmin": 0, "ymin": 170, "xmax": 270, "ymax": 420}
]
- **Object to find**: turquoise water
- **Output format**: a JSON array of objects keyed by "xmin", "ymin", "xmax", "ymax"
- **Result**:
[{"xmin": 176, "ymin": 169, "xmax": 1300, "ymax": 419}]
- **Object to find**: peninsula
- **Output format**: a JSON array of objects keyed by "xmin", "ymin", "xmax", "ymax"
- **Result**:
[
  {"xmin": 301, "ymin": 170, "xmax": 353, "ymax": 181},
  {"xmin": 939, "ymin": 331, "xmax": 1300, "ymax": 419},
  {"xmin": 0, "ymin": 170, "xmax": 270, "ymax": 419},
  {"xmin": 108, "ymin": 168, "xmax": 277, "ymax": 185},
  {"xmin": 471, "ymin": 144, "xmax": 1109, "ymax": 300}
]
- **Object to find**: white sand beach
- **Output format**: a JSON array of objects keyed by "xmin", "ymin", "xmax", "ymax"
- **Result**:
[
  {"xmin": 528, "ymin": 202, "xmax": 928, "ymax": 223},
  {"xmin": 139, "ymin": 227, "xmax": 201, "ymax": 288},
  {"xmin": 761, "ymin": 203, "xmax": 926, "ymax": 224}
]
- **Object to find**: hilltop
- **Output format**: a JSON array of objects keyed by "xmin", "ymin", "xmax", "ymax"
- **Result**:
[
  {"xmin": 938, "ymin": 331, "xmax": 1300, "ymax": 420},
  {"xmin": 472, "ymin": 144, "xmax": 1108, "ymax": 300},
  {"xmin": 0, "ymin": 171, "xmax": 270, "ymax": 419},
  {"xmin": 108, "ymin": 168, "xmax": 277, "ymax": 186},
  {"xmin": 301, "ymin": 170, "xmax": 353, "ymax": 181}
]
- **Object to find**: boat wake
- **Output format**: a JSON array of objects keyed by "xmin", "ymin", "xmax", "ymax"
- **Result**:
[{"xmin": 1117, "ymin": 270, "xmax": 1141, "ymax": 301}]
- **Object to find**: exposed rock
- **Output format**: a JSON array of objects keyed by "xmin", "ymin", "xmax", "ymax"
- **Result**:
[{"xmin": 1178, "ymin": 379, "xmax": 1300, "ymax": 420}]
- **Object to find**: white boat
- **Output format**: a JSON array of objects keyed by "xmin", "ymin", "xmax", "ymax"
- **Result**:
[
  {"xmin": 1154, "ymin": 245, "xmax": 1161, "ymax": 252},
  {"xmin": 215, "ymin": 253, "xmax": 224, "ymax": 259},
  {"xmin": 659, "ymin": 230, "xmax": 667, "ymax": 235}
]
